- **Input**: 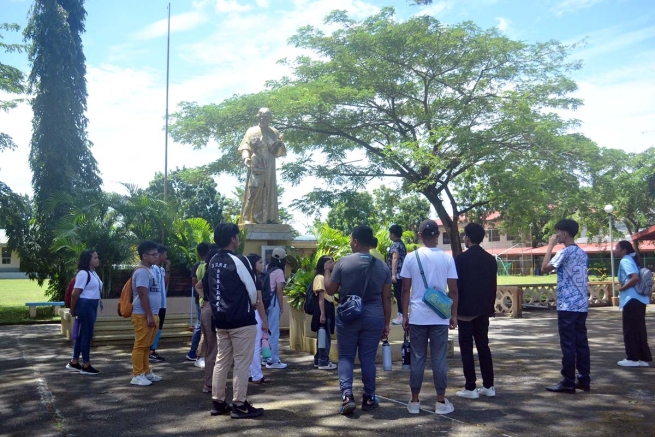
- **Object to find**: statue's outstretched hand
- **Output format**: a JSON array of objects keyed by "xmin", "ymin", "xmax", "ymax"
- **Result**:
[{"xmin": 244, "ymin": 157, "xmax": 252, "ymax": 167}]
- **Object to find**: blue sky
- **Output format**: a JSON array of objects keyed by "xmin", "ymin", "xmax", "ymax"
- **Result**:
[{"xmin": 1, "ymin": 0, "xmax": 654, "ymax": 231}]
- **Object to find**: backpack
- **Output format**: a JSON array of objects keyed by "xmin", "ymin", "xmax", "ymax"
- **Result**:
[
  {"xmin": 261, "ymin": 266, "xmax": 281, "ymax": 310},
  {"xmin": 635, "ymin": 267, "xmax": 654, "ymax": 297},
  {"xmin": 117, "ymin": 266, "xmax": 147, "ymax": 318},
  {"xmin": 303, "ymin": 281, "xmax": 316, "ymax": 315},
  {"xmin": 64, "ymin": 271, "xmax": 91, "ymax": 308}
]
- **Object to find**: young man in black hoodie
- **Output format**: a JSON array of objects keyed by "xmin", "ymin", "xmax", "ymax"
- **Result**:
[{"xmin": 206, "ymin": 223, "xmax": 263, "ymax": 419}]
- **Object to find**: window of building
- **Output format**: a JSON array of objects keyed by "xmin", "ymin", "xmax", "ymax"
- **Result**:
[
  {"xmin": 487, "ymin": 229, "xmax": 500, "ymax": 242},
  {"xmin": 1, "ymin": 247, "xmax": 10, "ymax": 265},
  {"xmin": 443, "ymin": 233, "xmax": 450, "ymax": 245}
]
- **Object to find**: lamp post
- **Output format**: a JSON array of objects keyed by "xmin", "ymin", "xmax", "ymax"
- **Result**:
[{"xmin": 604, "ymin": 204, "xmax": 616, "ymax": 300}]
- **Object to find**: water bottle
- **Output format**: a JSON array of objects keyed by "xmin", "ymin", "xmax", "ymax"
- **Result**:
[
  {"xmin": 71, "ymin": 317, "xmax": 80, "ymax": 341},
  {"xmin": 382, "ymin": 339, "xmax": 392, "ymax": 371},
  {"xmin": 401, "ymin": 333, "xmax": 411, "ymax": 370},
  {"xmin": 317, "ymin": 326, "xmax": 327, "ymax": 350},
  {"xmin": 261, "ymin": 333, "xmax": 272, "ymax": 360}
]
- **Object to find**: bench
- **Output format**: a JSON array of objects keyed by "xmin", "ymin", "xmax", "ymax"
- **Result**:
[{"xmin": 25, "ymin": 301, "xmax": 65, "ymax": 318}]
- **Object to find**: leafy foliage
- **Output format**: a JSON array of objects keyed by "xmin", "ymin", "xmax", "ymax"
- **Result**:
[{"xmin": 0, "ymin": 23, "xmax": 27, "ymax": 153}]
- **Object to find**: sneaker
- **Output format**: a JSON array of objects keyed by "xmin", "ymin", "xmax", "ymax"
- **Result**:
[
  {"xmin": 617, "ymin": 359, "xmax": 641, "ymax": 367},
  {"xmin": 314, "ymin": 363, "xmax": 319, "ymax": 368},
  {"xmin": 145, "ymin": 370, "xmax": 163, "ymax": 382},
  {"xmin": 79, "ymin": 365, "xmax": 100, "ymax": 375},
  {"xmin": 391, "ymin": 313, "xmax": 403, "ymax": 325},
  {"xmin": 318, "ymin": 362, "xmax": 337, "ymax": 370},
  {"xmin": 435, "ymin": 399, "xmax": 454, "ymax": 415},
  {"xmin": 130, "ymin": 373, "xmax": 152, "ymax": 386},
  {"xmin": 265, "ymin": 361, "xmax": 287, "ymax": 369},
  {"xmin": 66, "ymin": 361, "xmax": 82, "ymax": 372},
  {"xmin": 210, "ymin": 400, "xmax": 232, "ymax": 416},
  {"xmin": 149, "ymin": 352, "xmax": 165, "ymax": 362},
  {"xmin": 639, "ymin": 361, "xmax": 650, "ymax": 367},
  {"xmin": 230, "ymin": 400, "xmax": 264, "ymax": 419},
  {"xmin": 407, "ymin": 399, "xmax": 421, "ymax": 414},
  {"xmin": 202, "ymin": 385, "xmax": 212, "ymax": 393},
  {"xmin": 194, "ymin": 357, "xmax": 206, "ymax": 369},
  {"xmin": 340, "ymin": 395, "xmax": 356, "ymax": 415},
  {"xmin": 186, "ymin": 351, "xmax": 198, "ymax": 361},
  {"xmin": 477, "ymin": 386, "xmax": 496, "ymax": 397},
  {"xmin": 361, "ymin": 394, "xmax": 379, "ymax": 411},
  {"xmin": 456, "ymin": 388, "xmax": 479, "ymax": 399}
]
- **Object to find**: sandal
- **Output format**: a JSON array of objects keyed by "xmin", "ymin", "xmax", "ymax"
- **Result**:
[{"xmin": 251, "ymin": 376, "xmax": 272, "ymax": 384}]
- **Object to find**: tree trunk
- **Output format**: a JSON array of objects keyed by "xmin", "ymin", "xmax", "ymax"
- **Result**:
[{"xmin": 422, "ymin": 188, "xmax": 463, "ymax": 257}]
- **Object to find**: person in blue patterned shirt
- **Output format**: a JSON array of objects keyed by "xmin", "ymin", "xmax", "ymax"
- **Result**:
[
  {"xmin": 388, "ymin": 224, "xmax": 407, "ymax": 325},
  {"xmin": 541, "ymin": 219, "xmax": 591, "ymax": 394}
]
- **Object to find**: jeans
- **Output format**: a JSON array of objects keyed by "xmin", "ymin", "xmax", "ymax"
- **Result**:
[
  {"xmin": 458, "ymin": 316, "xmax": 494, "ymax": 390},
  {"xmin": 266, "ymin": 299, "xmax": 281, "ymax": 363},
  {"xmin": 250, "ymin": 311, "xmax": 264, "ymax": 381},
  {"xmin": 189, "ymin": 302, "xmax": 202, "ymax": 353},
  {"xmin": 622, "ymin": 299, "xmax": 652, "ymax": 362},
  {"xmin": 212, "ymin": 325, "xmax": 256, "ymax": 403},
  {"xmin": 151, "ymin": 308, "xmax": 166, "ymax": 351},
  {"xmin": 131, "ymin": 314, "xmax": 159, "ymax": 376},
  {"xmin": 409, "ymin": 324, "xmax": 448, "ymax": 396},
  {"xmin": 336, "ymin": 301, "xmax": 384, "ymax": 397},
  {"xmin": 72, "ymin": 298, "xmax": 99, "ymax": 363},
  {"xmin": 557, "ymin": 311, "xmax": 590, "ymax": 387},
  {"xmin": 392, "ymin": 281, "xmax": 402, "ymax": 314}
]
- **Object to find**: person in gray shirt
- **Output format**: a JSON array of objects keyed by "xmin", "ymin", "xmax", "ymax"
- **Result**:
[{"xmin": 326, "ymin": 225, "xmax": 391, "ymax": 415}]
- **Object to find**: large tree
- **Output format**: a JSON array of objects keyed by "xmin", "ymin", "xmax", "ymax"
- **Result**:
[
  {"xmin": 12, "ymin": 0, "xmax": 101, "ymax": 298},
  {"xmin": 0, "ymin": 23, "xmax": 26, "ymax": 154},
  {"xmin": 170, "ymin": 8, "xmax": 588, "ymax": 255}
]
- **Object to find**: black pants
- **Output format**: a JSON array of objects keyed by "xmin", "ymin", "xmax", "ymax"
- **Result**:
[
  {"xmin": 458, "ymin": 316, "xmax": 494, "ymax": 390},
  {"xmin": 393, "ymin": 281, "xmax": 402, "ymax": 314},
  {"xmin": 622, "ymin": 299, "xmax": 652, "ymax": 362},
  {"xmin": 557, "ymin": 311, "xmax": 590, "ymax": 387}
]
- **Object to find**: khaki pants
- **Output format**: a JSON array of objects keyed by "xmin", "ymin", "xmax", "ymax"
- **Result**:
[
  {"xmin": 131, "ymin": 314, "xmax": 159, "ymax": 376},
  {"xmin": 200, "ymin": 302, "xmax": 217, "ymax": 388},
  {"xmin": 212, "ymin": 325, "xmax": 256, "ymax": 403}
]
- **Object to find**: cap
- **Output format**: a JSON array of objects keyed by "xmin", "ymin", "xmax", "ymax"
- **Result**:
[
  {"xmin": 418, "ymin": 219, "xmax": 439, "ymax": 236},
  {"xmin": 272, "ymin": 247, "xmax": 287, "ymax": 260}
]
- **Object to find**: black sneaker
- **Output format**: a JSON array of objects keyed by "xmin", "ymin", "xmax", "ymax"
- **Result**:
[
  {"xmin": 361, "ymin": 394, "xmax": 379, "ymax": 411},
  {"xmin": 80, "ymin": 365, "xmax": 100, "ymax": 375},
  {"xmin": 149, "ymin": 352, "xmax": 165, "ymax": 362},
  {"xmin": 575, "ymin": 381, "xmax": 591, "ymax": 392},
  {"xmin": 210, "ymin": 400, "xmax": 232, "ymax": 416},
  {"xmin": 340, "ymin": 395, "xmax": 356, "ymax": 415},
  {"xmin": 66, "ymin": 361, "xmax": 82, "ymax": 372},
  {"xmin": 230, "ymin": 400, "xmax": 264, "ymax": 419}
]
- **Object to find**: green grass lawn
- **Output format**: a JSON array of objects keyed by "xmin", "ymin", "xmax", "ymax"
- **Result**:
[{"xmin": 0, "ymin": 279, "xmax": 59, "ymax": 324}]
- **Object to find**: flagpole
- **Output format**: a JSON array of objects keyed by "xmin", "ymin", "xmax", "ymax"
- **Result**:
[{"xmin": 164, "ymin": 3, "xmax": 171, "ymax": 202}]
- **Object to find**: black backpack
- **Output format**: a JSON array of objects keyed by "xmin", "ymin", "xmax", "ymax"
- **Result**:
[
  {"xmin": 303, "ymin": 281, "xmax": 315, "ymax": 315},
  {"xmin": 261, "ymin": 266, "xmax": 281, "ymax": 310}
]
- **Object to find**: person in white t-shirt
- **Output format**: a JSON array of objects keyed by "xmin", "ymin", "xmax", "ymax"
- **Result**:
[
  {"xmin": 66, "ymin": 249, "xmax": 103, "ymax": 375},
  {"xmin": 399, "ymin": 219, "xmax": 459, "ymax": 415}
]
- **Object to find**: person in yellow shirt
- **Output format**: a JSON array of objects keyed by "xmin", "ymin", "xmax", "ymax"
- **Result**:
[{"xmin": 312, "ymin": 256, "xmax": 337, "ymax": 370}]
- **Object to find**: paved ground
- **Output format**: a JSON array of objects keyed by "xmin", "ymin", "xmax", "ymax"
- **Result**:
[{"xmin": 1, "ymin": 306, "xmax": 654, "ymax": 437}]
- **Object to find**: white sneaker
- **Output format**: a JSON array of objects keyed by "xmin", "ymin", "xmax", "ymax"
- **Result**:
[
  {"xmin": 435, "ymin": 399, "xmax": 454, "ymax": 415},
  {"xmin": 456, "ymin": 389, "xmax": 479, "ymax": 399},
  {"xmin": 265, "ymin": 361, "xmax": 288, "ymax": 369},
  {"xmin": 478, "ymin": 386, "xmax": 496, "ymax": 397},
  {"xmin": 617, "ymin": 359, "xmax": 641, "ymax": 367},
  {"xmin": 407, "ymin": 399, "xmax": 420, "ymax": 414},
  {"xmin": 145, "ymin": 370, "xmax": 162, "ymax": 382},
  {"xmin": 639, "ymin": 361, "xmax": 650, "ymax": 367},
  {"xmin": 130, "ymin": 373, "xmax": 152, "ymax": 386},
  {"xmin": 318, "ymin": 362, "xmax": 337, "ymax": 370},
  {"xmin": 194, "ymin": 357, "xmax": 206, "ymax": 369},
  {"xmin": 391, "ymin": 313, "xmax": 403, "ymax": 325}
]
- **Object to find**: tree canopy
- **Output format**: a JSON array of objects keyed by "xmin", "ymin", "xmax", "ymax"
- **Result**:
[
  {"xmin": 0, "ymin": 23, "xmax": 27, "ymax": 154},
  {"xmin": 170, "ymin": 8, "xmax": 591, "ymax": 255}
]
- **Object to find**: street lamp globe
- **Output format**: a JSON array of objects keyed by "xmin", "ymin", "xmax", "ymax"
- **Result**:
[{"xmin": 604, "ymin": 204, "xmax": 614, "ymax": 214}]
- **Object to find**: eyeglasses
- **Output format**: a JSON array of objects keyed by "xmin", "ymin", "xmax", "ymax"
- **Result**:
[{"xmin": 146, "ymin": 252, "xmax": 160, "ymax": 257}]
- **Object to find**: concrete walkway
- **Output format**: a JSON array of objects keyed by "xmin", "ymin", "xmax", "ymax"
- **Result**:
[{"xmin": 1, "ymin": 306, "xmax": 654, "ymax": 437}]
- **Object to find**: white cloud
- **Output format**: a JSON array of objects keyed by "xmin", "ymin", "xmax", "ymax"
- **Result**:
[
  {"xmin": 255, "ymin": 0, "xmax": 270, "ymax": 7},
  {"xmin": 552, "ymin": 0, "xmax": 605, "ymax": 16},
  {"xmin": 573, "ymin": 24, "xmax": 655, "ymax": 60},
  {"xmin": 496, "ymin": 16, "xmax": 509, "ymax": 32},
  {"xmin": 415, "ymin": 1, "xmax": 452, "ymax": 17},
  {"xmin": 214, "ymin": 0, "xmax": 252, "ymax": 13},
  {"xmin": 135, "ymin": 10, "xmax": 209, "ymax": 40}
]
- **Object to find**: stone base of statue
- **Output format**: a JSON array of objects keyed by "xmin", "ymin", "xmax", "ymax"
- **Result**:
[{"xmin": 239, "ymin": 223, "xmax": 293, "ymax": 262}]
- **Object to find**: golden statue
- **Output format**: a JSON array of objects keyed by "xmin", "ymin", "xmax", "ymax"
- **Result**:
[{"xmin": 238, "ymin": 108, "xmax": 286, "ymax": 224}]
